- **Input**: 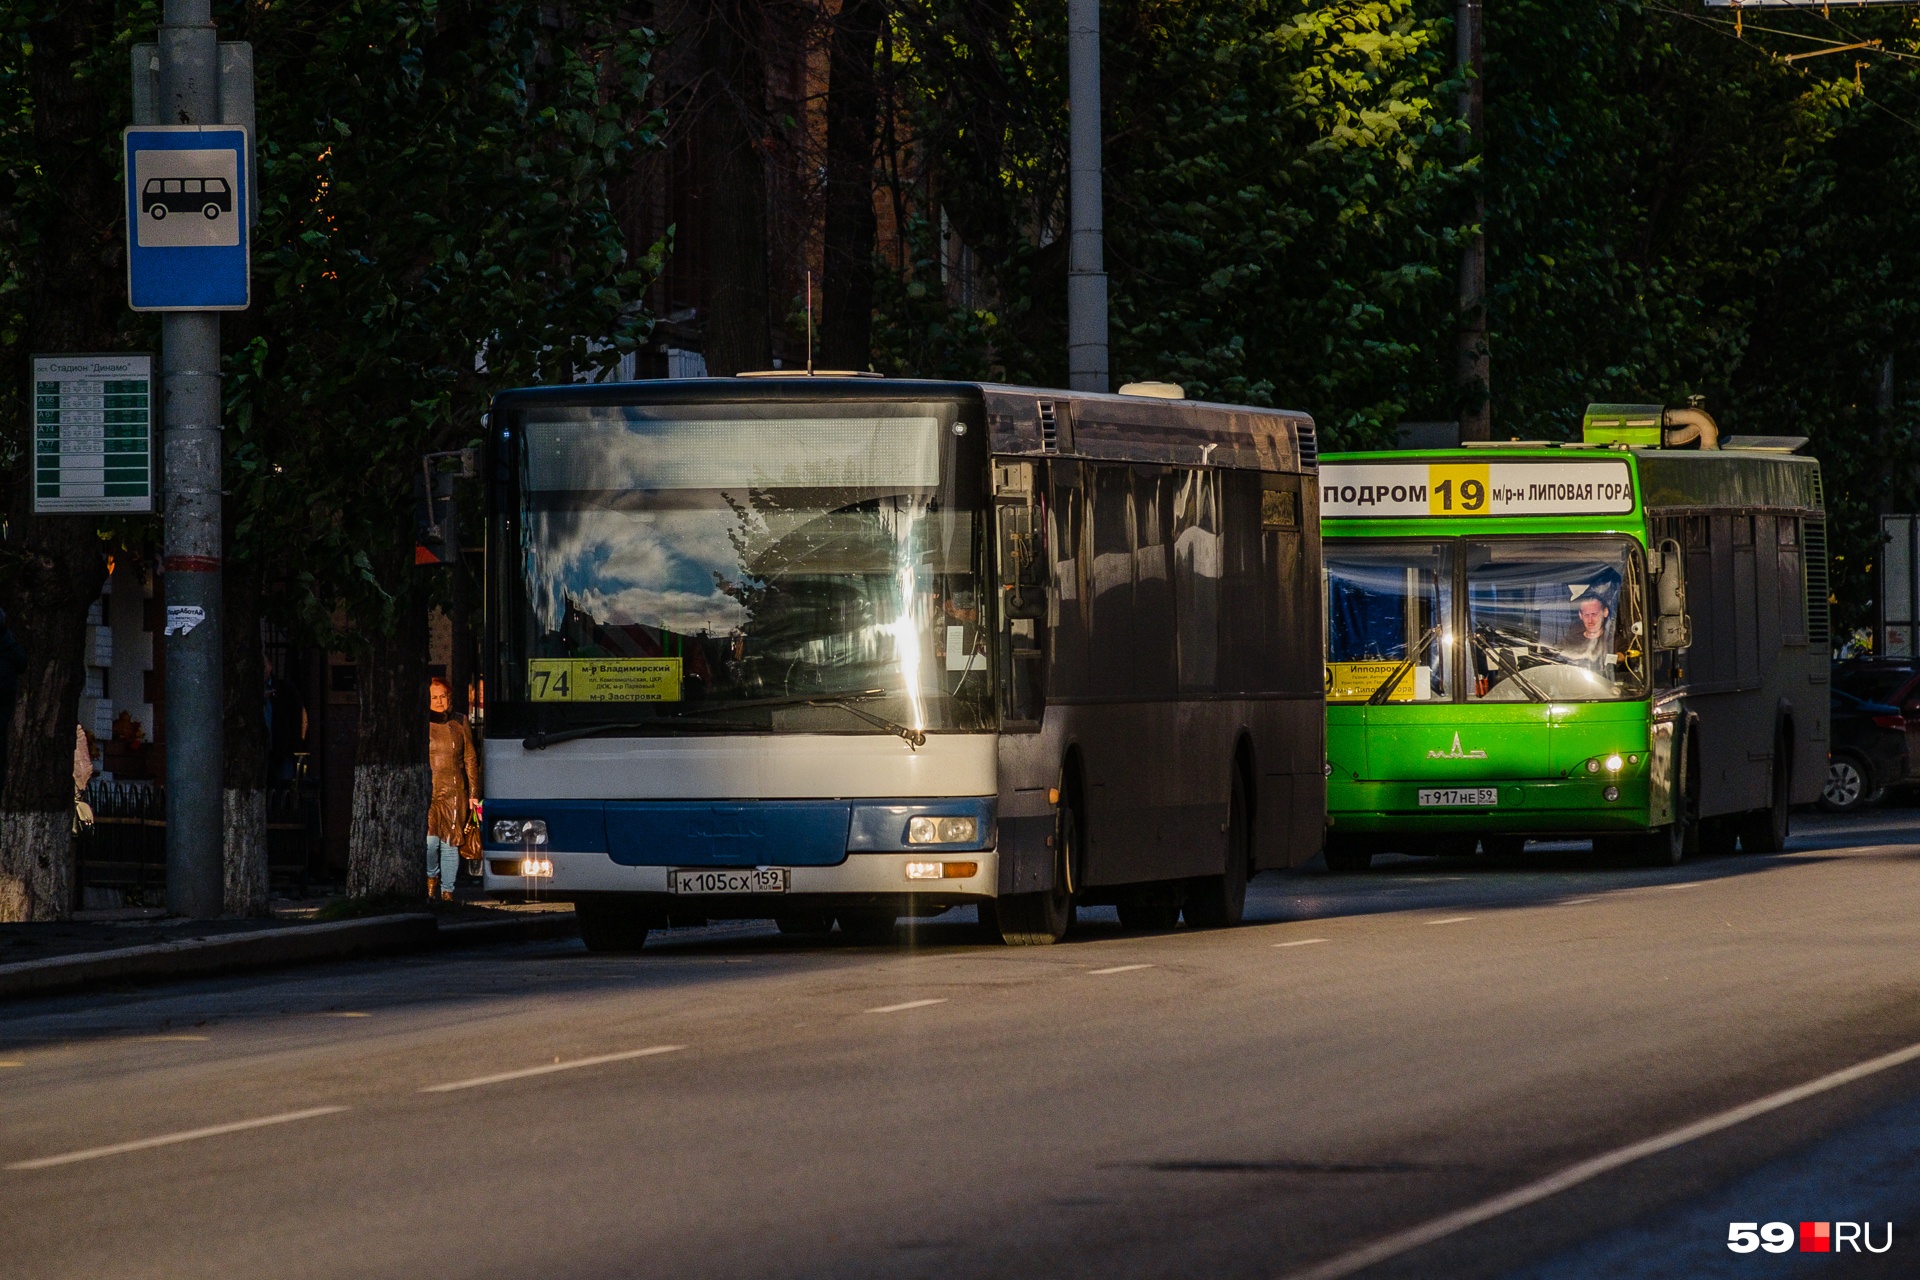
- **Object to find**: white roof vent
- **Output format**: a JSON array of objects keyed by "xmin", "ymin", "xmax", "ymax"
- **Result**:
[{"xmin": 1117, "ymin": 381, "xmax": 1185, "ymax": 399}]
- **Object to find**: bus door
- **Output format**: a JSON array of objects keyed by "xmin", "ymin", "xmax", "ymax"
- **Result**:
[{"xmin": 995, "ymin": 460, "xmax": 1047, "ymax": 724}]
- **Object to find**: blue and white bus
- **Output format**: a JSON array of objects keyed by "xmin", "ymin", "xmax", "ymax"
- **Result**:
[{"xmin": 481, "ymin": 377, "xmax": 1324, "ymax": 949}]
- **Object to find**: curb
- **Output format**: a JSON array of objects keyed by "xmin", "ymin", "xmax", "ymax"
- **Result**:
[{"xmin": 0, "ymin": 910, "xmax": 577, "ymax": 1002}]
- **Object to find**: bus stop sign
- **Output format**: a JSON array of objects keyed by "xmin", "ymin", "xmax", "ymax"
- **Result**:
[{"xmin": 124, "ymin": 124, "xmax": 250, "ymax": 311}]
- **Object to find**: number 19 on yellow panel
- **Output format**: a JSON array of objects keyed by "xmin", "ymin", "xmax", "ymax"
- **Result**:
[{"xmin": 1428, "ymin": 463, "xmax": 1490, "ymax": 515}]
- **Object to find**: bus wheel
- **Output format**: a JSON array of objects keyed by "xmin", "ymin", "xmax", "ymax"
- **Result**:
[
  {"xmin": 1116, "ymin": 882, "xmax": 1181, "ymax": 931},
  {"xmin": 836, "ymin": 912, "xmax": 898, "ymax": 945},
  {"xmin": 1740, "ymin": 732, "xmax": 1793, "ymax": 853},
  {"xmin": 1185, "ymin": 772, "xmax": 1250, "ymax": 929},
  {"xmin": 775, "ymin": 911, "xmax": 835, "ymax": 936},
  {"xmin": 994, "ymin": 806, "xmax": 1078, "ymax": 945},
  {"xmin": 1638, "ymin": 821, "xmax": 1686, "ymax": 867},
  {"xmin": 576, "ymin": 899, "xmax": 651, "ymax": 953},
  {"xmin": 1323, "ymin": 838, "xmax": 1372, "ymax": 874}
]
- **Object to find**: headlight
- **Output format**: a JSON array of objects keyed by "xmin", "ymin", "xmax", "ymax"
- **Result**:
[
  {"xmin": 1585, "ymin": 758, "xmax": 1600, "ymax": 773},
  {"xmin": 1604, "ymin": 753, "xmax": 1624, "ymax": 773},
  {"xmin": 1603, "ymin": 786, "xmax": 1620, "ymax": 802},
  {"xmin": 905, "ymin": 860, "xmax": 979, "ymax": 880},
  {"xmin": 907, "ymin": 815, "xmax": 979, "ymax": 844},
  {"xmin": 519, "ymin": 858, "xmax": 553, "ymax": 878},
  {"xmin": 490, "ymin": 818, "xmax": 549, "ymax": 845}
]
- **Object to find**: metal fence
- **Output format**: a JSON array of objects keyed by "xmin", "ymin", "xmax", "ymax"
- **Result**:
[{"xmin": 76, "ymin": 778, "xmax": 326, "ymax": 899}]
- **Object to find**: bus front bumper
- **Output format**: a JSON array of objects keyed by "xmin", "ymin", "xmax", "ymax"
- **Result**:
[
  {"xmin": 483, "ymin": 848, "xmax": 1000, "ymax": 909},
  {"xmin": 1327, "ymin": 778, "xmax": 1653, "ymax": 835}
]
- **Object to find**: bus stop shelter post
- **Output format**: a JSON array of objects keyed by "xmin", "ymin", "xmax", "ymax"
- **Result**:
[
  {"xmin": 1067, "ymin": 0, "xmax": 1109, "ymax": 394},
  {"xmin": 157, "ymin": 0, "xmax": 226, "ymax": 918}
]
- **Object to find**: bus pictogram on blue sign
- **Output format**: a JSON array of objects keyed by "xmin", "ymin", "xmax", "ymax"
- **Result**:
[{"xmin": 124, "ymin": 125, "xmax": 250, "ymax": 311}]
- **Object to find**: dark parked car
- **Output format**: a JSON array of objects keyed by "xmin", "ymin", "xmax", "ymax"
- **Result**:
[{"xmin": 1824, "ymin": 659, "xmax": 1916, "ymax": 811}]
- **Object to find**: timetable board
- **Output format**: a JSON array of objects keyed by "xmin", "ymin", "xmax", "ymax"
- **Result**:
[{"xmin": 33, "ymin": 354, "xmax": 153, "ymax": 514}]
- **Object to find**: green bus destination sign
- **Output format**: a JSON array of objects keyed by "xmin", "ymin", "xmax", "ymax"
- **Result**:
[
  {"xmin": 1319, "ymin": 458, "xmax": 1635, "ymax": 518},
  {"xmin": 33, "ymin": 353, "xmax": 154, "ymax": 514}
]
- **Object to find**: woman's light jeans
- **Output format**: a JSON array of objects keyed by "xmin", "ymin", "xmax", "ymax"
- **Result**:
[{"xmin": 426, "ymin": 836, "xmax": 461, "ymax": 891}]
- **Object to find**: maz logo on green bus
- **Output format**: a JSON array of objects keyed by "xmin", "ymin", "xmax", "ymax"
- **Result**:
[{"xmin": 1428, "ymin": 733, "xmax": 1489, "ymax": 760}]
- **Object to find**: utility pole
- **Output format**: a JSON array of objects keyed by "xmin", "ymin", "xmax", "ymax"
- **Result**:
[
  {"xmin": 1457, "ymin": 0, "xmax": 1489, "ymax": 440},
  {"xmin": 132, "ymin": 0, "xmax": 250, "ymax": 918},
  {"xmin": 1067, "ymin": 0, "xmax": 1109, "ymax": 393}
]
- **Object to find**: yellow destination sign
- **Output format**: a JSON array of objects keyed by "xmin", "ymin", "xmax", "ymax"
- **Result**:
[
  {"xmin": 526, "ymin": 657, "xmax": 682, "ymax": 703},
  {"xmin": 1326, "ymin": 661, "xmax": 1418, "ymax": 702}
]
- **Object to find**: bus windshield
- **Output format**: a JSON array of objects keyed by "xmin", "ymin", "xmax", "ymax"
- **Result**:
[
  {"xmin": 1466, "ymin": 538, "xmax": 1646, "ymax": 703},
  {"xmin": 1324, "ymin": 536, "xmax": 1646, "ymax": 703},
  {"xmin": 497, "ymin": 399, "xmax": 993, "ymax": 736},
  {"xmin": 1324, "ymin": 542, "xmax": 1455, "ymax": 702}
]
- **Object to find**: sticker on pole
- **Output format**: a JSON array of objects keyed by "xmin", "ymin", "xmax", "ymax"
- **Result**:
[
  {"xmin": 164, "ymin": 605, "xmax": 206, "ymax": 636},
  {"xmin": 1319, "ymin": 459, "xmax": 1635, "ymax": 518},
  {"xmin": 124, "ymin": 125, "xmax": 250, "ymax": 311}
]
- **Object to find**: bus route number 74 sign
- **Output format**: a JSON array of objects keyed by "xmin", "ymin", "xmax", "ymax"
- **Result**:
[{"xmin": 1319, "ymin": 459, "xmax": 1635, "ymax": 518}]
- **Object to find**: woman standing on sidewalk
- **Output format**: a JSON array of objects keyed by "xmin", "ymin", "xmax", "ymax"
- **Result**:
[{"xmin": 426, "ymin": 678, "xmax": 480, "ymax": 901}]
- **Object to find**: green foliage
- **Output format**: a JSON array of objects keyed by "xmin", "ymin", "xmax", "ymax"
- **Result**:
[
  {"xmin": 228, "ymin": 0, "xmax": 666, "ymax": 646},
  {"xmin": 877, "ymin": 0, "xmax": 1467, "ymax": 443}
]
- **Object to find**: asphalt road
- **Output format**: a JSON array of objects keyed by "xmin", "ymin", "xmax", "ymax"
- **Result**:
[{"xmin": 8, "ymin": 811, "xmax": 1920, "ymax": 1279}]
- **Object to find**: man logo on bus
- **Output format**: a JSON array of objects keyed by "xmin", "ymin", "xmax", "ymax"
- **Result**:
[{"xmin": 1427, "ymin": 732, "xmax": 1488, "ymax": 760}]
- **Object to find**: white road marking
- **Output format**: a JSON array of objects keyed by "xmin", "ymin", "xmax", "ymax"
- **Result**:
[
  {"xmin": 420, "ymin": 1045, "xmax": 684, "ymax": 1093},
  {"xmin": 865, "ymin": 999, "xmax": 948, "ymax": 1014},
  {"xmin": 1650, "ymin": 881, "xmax": 1704, "ymax": 890},
  {"xmin": 1559, "ymin": 898, "xmax": 1598, "ymax": 906},
  {"xmin": 1088, "ymin": 964, "xmax": 1153, "ymax": 975},
  {"xmin": 1275, "ymin": 939, "xmax": 1329, "ymax": 948},
  {"xmin": 1427, "ymin": 916, "xmax": 1474, "ymax": 925},
  {"xmin": 7, "ymin": 1106, "xmax": 349, "ymax": 1171},
  {"xmin": 1276, "ymin": 1037, "xmax": 1920, "ymax": 1280}
]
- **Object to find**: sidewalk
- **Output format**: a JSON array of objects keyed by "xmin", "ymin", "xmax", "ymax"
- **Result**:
[{"xmin": 0, "ymin": 896, "xmax": 576, "ymax": 1002}]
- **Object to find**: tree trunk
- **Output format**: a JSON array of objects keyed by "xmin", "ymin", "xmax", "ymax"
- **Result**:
[
  {"xmin": 699, "ymin": 0, "xmax": 772, "ymax": 376},
  {"xmin": 0, "ymin": 4, "xmax": 127, "ymax": 922},
  {"xmin": 346, "ymin": 522, "xmax": 430, "ymax": 901},
  {"xmin": 222, "ymin": 546, "xmax": 270, "ymax": 916},
  {"xmin": 820, "ymin": 0, "xmax": 884, "ymax": 371}
]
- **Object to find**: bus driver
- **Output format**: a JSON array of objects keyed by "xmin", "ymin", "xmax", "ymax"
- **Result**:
[{"xmin": 1556, "ymin": 589, "xmax": 1618, "ymax": 670}]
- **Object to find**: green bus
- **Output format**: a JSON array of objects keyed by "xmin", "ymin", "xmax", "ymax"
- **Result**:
[{"xmin": 1319, "ymin": 405, "xmax": 1829, "ymax": 869}]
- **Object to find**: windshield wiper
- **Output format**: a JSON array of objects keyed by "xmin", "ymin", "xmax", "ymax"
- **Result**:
[
  {"xmin": 666, "ymin": 691, "xmax": 927, "ymax": 748},
  {"xmin": 1470, "ymin": 628, "xmax": 1548, "ymax": 703},
  {"xmin": 1366, "ymin": 625, "xmax": 1439, "ymax": 706},
  {"xmin": 521, "ymin": 689, "xmax": 927, "ymax": 751}
]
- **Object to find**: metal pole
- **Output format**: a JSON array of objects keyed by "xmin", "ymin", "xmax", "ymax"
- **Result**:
[
  {"xmin": 1457, "ymin": 0, "xmax": 1489, "ymax": 441},
  {"xmin": 159, "ymin": 0, "xmax": 225, "ymax": 918},
  {"xmin": 1066, "ymin": 0, "xmax": 1108, "ymax": 394}
]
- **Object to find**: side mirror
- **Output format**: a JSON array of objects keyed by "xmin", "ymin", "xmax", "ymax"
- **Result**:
[{"xmin": 1649, "ymin": 538, "xmax": 1691, "ymax": 649}]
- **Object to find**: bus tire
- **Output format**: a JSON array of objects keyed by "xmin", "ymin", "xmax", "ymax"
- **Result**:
[
  {"xmin": 1637, "ymin": 820, "xmax": 1686, "ymax": 867},
  {"xmin": 1323, "ymin": 838, "xmax": 1372, "ymax": 874},
  {"xmin": 1116, "ymin": 881, "xmax": 1182, "ymax": 931},
  {"xmin": 836, "ymin": 911, "xmax": 898, "ymax": 945},
  {"xmin": 1184, "ymin": 770, "xmax": 1250, "ymax": 929},
  {"xmin": 775, "ymin": 911, "xmax": 836, "ymax": 936},
  {"xmin": 994, "ymin": 805, "xmax": 1078, "ymax": 945},
  {"xmin": 1740, "ymin": 730, "xmax": 1793, "ymax": 853},
  {"xmin": 576, "ymin": 899, "xmax": 651, "ymax": 953}
]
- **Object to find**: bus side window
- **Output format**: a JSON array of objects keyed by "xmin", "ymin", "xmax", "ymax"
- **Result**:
[{"xmin": 996, "ymin": 461, "xmax": 1048, "ymax": 725}]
